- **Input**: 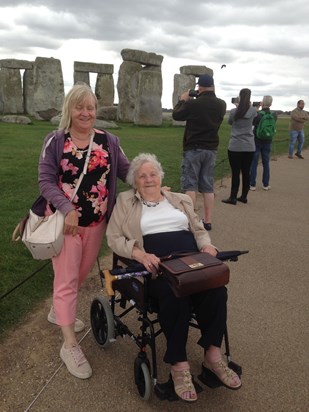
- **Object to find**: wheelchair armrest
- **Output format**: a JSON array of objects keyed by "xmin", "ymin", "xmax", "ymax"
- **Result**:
[
  {"xmin": 112, "ymin": 253, "xmax": 145, "ymax": 274},
  {"xmin": 216, "ymin": 250, "xmax": 249, "ymax": 262},
  {"xmin": 113, "ymin": 253, "xmax": 138, "ymax": 268}
]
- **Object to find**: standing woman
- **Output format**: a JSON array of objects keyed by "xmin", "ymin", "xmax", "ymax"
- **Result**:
[
  {"xmin": 222, "ymin": 88, "xmax": 257, "ymax": 205},
  {"xmin": 35, "ymin": 83, "xmax": 130, "ymax": 379}
]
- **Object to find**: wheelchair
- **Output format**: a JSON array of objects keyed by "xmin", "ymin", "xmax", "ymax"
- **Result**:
[{"xmin": 90, "ymin": 250, "xmax": 247, "ymax": 401}]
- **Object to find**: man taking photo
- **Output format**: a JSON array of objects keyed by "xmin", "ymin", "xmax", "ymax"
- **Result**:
[{"xmin": 172, "ymin": 74, "xmax": 226, "ymax": 231}]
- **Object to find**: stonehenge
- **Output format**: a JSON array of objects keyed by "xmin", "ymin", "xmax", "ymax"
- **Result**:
[
  {"xmin": 118, "ymin": 49, "xmax": 163, "ymax": 125},
  {"xmin": 0, "ymin": 51, "xmax": 213, "ymax": 126}
]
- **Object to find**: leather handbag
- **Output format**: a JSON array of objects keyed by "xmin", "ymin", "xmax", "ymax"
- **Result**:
[
  {"xmin": 12, "ymin": 133, "xmax": 94, "ymax": 260},
  {"xmin": 158, "ymin": 252, "xmax": 230, "ymax": 297},
  {"xmin": 21, "ymin": 208, "xmax": 65, "ymax": 260}
]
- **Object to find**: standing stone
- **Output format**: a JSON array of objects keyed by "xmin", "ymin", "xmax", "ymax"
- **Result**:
[
  {"xmin": 0, "ymin": 68, "xmax": 23, "ymax": 114},
  {"xmin": 96, "ymin": 106, "xmax": 118, "ymax": 121},
  {"xmin": 118, "ymin": 49, "xmax": 164, "ymax": 125},
  {"xmin": 172, "ymin": 74, "xmax": 196, "ymax": 126},
  {"xmin": 134, "ymin": 70, "xmax": 162, "ymax": 126},
  {"xmin": 33, "ymin": 57, "xmax": 64, "ymax": 120},
  {"xmin": 23, "ymin": 69, "xmax": 34, "ymax": 115},
  {"xmin": 172, "ymin": 74, "xmax": 196, "ymax": 107},
  {"xmin": 95, "ymin": 73, "xmax": 114, "ymax": 107},
  {"xmin": 0, "ymin": 59, "xmax": 33, "ymax": 115},
  {"xmin": 0, "ymin": 70, "xmax": 5, "ymax": 114},
  {"xmin": 74, "ymin": 71, "xmax": 90, "ymax": 85},
  {"xmin": 117, "ymin": 61, "xmax": 142, "ymax": 122}
]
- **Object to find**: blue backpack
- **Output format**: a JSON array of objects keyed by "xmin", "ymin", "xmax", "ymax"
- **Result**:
[{"xmin": 256, "ymin": 111, "xmax": 276, "ymax": 141}]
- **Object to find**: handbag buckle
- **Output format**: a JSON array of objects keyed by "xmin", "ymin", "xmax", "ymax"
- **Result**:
[{"xmin": 188, "ymin": 262, "xmax": 204, "ymax": 269}]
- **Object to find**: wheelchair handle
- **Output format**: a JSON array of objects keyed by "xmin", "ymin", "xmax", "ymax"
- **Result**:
[{"xmin": 104, "ymin": 268, "xmax": 150, "ymax": 296}]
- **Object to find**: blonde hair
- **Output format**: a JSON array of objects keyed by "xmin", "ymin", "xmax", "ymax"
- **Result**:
[
  {"xmin": 126, "ymin": 153, "xmax": 164, "ymax": 188},
  {"xmin": 58, "ymin": 83, "xmax": 97, "ymax": 130}
]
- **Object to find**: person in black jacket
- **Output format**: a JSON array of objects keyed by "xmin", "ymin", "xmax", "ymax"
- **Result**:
[{"xmin": 172, "ymin": 74, "xmax": 226, "ymax": 231}]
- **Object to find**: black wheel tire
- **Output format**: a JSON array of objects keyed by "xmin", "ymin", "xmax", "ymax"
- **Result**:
[
  {"xmin": 90, "ymin": 296, "xmax": 115, "ymax": 348},
  {"xmin": 134, "ymin": 358, "xmax": 152, "ymax": 400}
]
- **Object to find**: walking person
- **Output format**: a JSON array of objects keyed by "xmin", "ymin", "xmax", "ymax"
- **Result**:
[
  {"xmin": 172, "ymin": 74, "xmax": 226, "ymax": 231},
  {"xmin": 36, "ymin": 83, "xmax": 130, "ymax": 379},
  {"xmin": 222, "ymin": 88, "xmax": 257, "ymax": 205},
  {"xmin": 250, "ymin": 96, "xmax": 277, "ymax": 191},
  {"xmin": 288, "ymin": 100, "xmax": 309, "ymax": 159}
]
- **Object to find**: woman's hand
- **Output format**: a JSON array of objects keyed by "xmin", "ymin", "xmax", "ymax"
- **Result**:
[
  {"xmin": 132, "ymin": 247, "xmax": 160, "ymax": 273},
  {"xmin": 200, "ymin": 245, "xmax": 217, "ymax": 256},
  {"xmin": 64, "ymin": 210, "xmax": 79, "ymax": 236}
]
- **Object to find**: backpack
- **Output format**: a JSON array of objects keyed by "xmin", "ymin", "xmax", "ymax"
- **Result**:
[{"xmin": 256, "ymin": 110, "xmax": 276, "ymax": 141}]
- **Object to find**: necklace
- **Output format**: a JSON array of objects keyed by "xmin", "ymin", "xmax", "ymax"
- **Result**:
[
  {"xmin": 141, "ymin": 197, "xmax": 160, "ymax": 207},
  {"xmin": 75, "ymin": 147, "xmax": 88, "ymax": 154},
  {"xmin": 70, "ymin": 129, "xmax": 94, "ymax": 149}
]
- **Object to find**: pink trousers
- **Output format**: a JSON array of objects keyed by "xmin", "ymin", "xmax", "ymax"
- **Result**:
[{"xmin": 52, "ymin": 221, "xmax": 106, "ymax": 326}]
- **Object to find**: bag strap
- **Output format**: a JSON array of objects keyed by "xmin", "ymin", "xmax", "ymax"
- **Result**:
[
  {"xmin": 160, "ymin": 251, "xmax": 199, "ymax": 262},
  {"xmin": 12, "ymin": 133, "xmax": 94, "ymax": 242},
  {"xmin": 69, "ymin": 132, "xmax": 94, "ymax": 202}
]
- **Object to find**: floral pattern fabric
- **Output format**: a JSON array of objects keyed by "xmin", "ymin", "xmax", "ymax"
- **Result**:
[{"xmin": 59, "ymin": 131, "xmax": 110, "ymax": 227}]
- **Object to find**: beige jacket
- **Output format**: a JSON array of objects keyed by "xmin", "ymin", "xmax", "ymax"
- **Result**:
[
  {"xmin": 106, "ymin": 189, "xmax": 213, "ymax": 259},
  {"xmin": 290, "ymin": 107, "xmax": 309, "ymax": 131}
]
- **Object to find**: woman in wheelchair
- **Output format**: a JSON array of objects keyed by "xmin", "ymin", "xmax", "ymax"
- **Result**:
[{"xmin": 106, "ymin": 153, "xmax": 241, "ymax": 402}]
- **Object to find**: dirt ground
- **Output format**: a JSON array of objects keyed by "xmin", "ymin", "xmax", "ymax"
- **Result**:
[
  {"xmin": 1, "ymin": 152, "xmax": 308, "ymax": 412},
  {"xmin": 0, "ymin": 254, "xmax": 112, "ymax": 412}
]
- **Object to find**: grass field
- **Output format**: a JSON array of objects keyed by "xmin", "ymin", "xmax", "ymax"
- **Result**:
[{"xmin": 0, "ymin": 115, "xmax": 307, "ymax": 339}]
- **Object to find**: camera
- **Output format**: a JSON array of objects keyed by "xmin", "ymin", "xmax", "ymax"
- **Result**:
[
  {"xmin": 253, "ymin": 101, "xmax": 261, "ymax": 107},
  {"xmin": 231, "ymin": 97, "xmax": 239, "ymax": 104},
  {"xmin": 189, "ymin": 89, "xmax": 199, "ymax": 98}
]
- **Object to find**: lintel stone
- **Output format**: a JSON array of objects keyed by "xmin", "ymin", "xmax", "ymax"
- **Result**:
[
  {"xmin": 0, "ymin": 59, "xmax": 33, "ymax": 70},
  {"xmin": 179, "ymin": 66, "xmax": 213, "ymax": 77},
  {"xmin": 121, "ymin": 49, "xmax": 163, "ymax": 66},
  {"xmin": 74, "ymin": 61, "xmax": 113, "ymax": 74}
]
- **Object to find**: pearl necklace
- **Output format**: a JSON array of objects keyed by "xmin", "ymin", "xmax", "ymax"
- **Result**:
[{"xmin": 141, "ymin": 197, "xmax": 160, "ymax": 207}]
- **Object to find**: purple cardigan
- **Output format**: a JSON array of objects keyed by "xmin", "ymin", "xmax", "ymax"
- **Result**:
[{"xmin": 32, "ymin": 129, "xmax": 130, "ymax": 220}]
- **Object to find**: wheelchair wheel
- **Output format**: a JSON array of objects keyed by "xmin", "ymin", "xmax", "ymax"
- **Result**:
[
  {"xmin": 90, "ymin": 296, "xmax": 115, "ymax": 348},
  {"xmin": 134, "ymin": 357, "xmax": 152, "ymax": 401}
]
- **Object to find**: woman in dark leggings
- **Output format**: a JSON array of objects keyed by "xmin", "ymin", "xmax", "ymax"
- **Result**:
[
  {"xmin": 106, "ymin": 153, "xmax": 241, "ymax": 403},
  {"xmin": 222, "ymin": 88, "xmax": 257, "ymax": 205}
]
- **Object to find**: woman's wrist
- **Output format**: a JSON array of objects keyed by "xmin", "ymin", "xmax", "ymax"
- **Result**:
[{"xmin": 131, "ymin": 246, "xmax": 144, "ymax": 262}]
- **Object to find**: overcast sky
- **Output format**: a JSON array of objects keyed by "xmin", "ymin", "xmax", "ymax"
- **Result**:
[{"xmin": 1, "ymin": 0, "xmax": 309, "ymax": 111}]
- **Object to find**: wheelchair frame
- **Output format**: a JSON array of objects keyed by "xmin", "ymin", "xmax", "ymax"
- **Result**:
[{"xmin": 90, "ymin": 251, "xmax": 246, "ymax": 401}]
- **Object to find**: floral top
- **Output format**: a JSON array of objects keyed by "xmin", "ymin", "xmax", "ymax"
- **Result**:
[{"xmin": 59, "ymin": 131, "xmax": 110, "ymax": 227}]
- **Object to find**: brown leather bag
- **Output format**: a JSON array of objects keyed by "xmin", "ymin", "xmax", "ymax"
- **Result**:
[{"xmin": 158, "ymin": 252, "xmax": 230, "ymax": 297}]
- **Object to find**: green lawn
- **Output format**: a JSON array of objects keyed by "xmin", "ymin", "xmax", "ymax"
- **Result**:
[{"xmin": 0, "ymin": 115, "xmax": 306, "ymax": 339}]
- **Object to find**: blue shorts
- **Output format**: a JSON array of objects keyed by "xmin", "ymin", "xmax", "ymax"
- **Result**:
[{"xmin": 181, "ymin": 149, "xmax": 217, "ymax": 193}]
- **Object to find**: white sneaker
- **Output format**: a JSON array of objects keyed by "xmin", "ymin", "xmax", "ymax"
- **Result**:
[
  {"xmin": 48, "ymin": 306, "xmax": 85, "ymax": 333},
  {"xmin": 250, "ymin": 186, "xmax": 256, "ymax": 191},
  {"xmin": 60, "ymin": 343, "xmax": 92, "ymax": 379},
  {"xmin": 263, "ymin": 186, "xmax": 271, "ymax": 191}
]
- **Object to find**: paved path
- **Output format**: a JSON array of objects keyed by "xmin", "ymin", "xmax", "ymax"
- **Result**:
[{"xmin": 1, "ymin": 151, "xmax": 308, "ymax": 412}]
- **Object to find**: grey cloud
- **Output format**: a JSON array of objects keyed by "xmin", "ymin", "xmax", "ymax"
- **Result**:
[{"xmin": 1, "ymin": 1, "xmax": 308, "ymax": 110}]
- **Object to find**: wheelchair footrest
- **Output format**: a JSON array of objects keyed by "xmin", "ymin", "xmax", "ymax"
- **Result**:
[
  {"xmin": 154, "ymin": 374, "xmax": 203, "ymax": 401},
  {"xmin": 198, "ymin": 361, "xmax": 242, "ymax": 388}
]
